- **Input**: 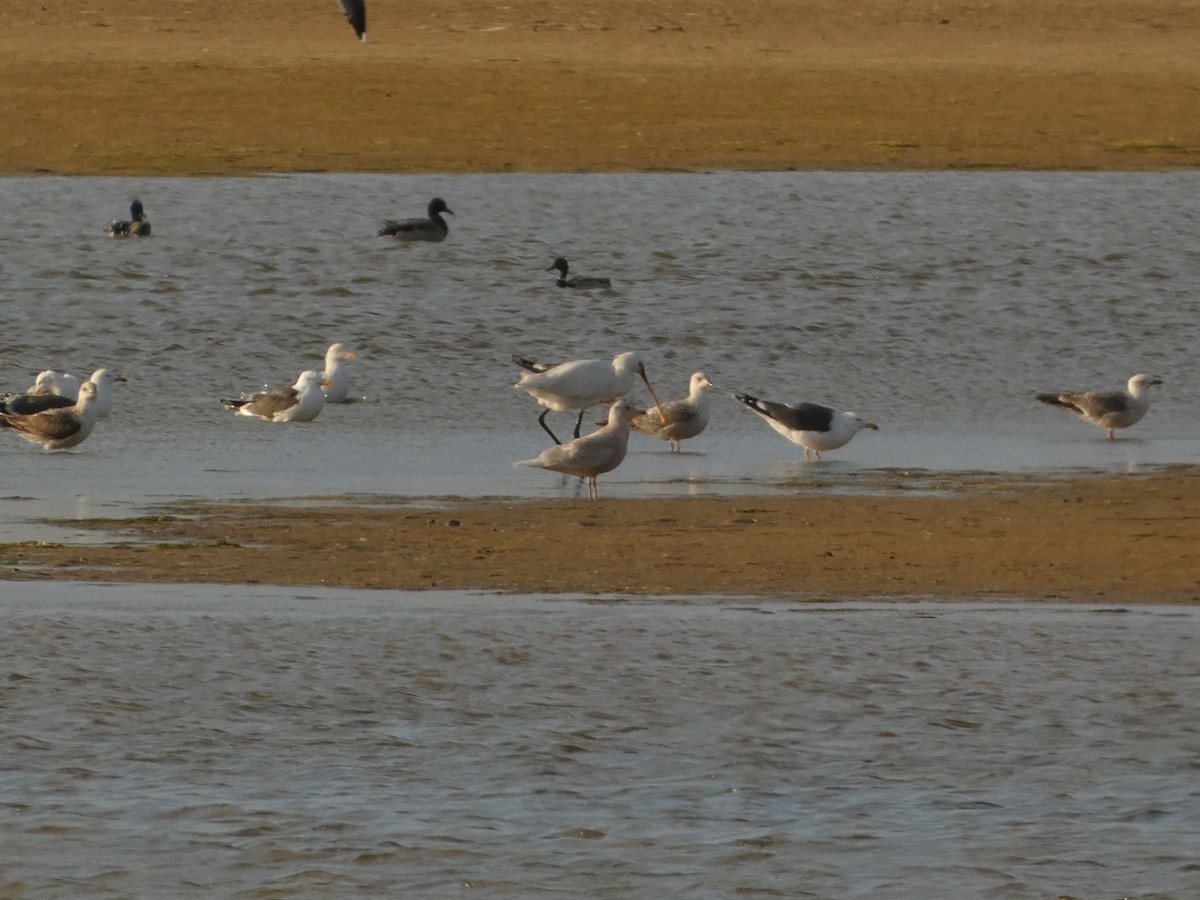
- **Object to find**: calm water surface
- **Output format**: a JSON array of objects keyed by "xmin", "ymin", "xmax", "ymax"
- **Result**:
[
  {"xmin": 1, "ymin": 172, "xmax": 1199, "ymax": 531},
  {"xmin": 1, "ymin": 583, "xmax": 1198, "ymax": 897}
]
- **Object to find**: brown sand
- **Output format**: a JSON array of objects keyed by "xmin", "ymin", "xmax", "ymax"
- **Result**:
[
  {"xmin": 7, "ymin": 470, "xmax": 1200, "ymax": 602},
  {"xmin": 4, "ymin": 3, "xmax": 1198, "ymax": 599},
  {"xmin": 2, "ymin": 0, "xmax": 1199, "ymax": 175}
]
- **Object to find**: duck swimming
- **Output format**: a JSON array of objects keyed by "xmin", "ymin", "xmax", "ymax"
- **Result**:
[
  {"xmin": 105, "ymin": 199, "xmax": 151, "ymax": 237},
  {"xmin": 378, "ymin": 198, "xmax": 453, "ymax": 242},
  {"xmin": 547, "ymin": 257, "xmax": 611, "ymax": 290}
]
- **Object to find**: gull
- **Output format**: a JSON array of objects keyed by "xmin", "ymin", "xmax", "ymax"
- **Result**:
[
  {"xmin": 547, "ymin": 257, "xmax": 612, "ymax": 290},
  {"xmin": 734, "ymin": 391, "xmax": 878, "ymax": 461},
  {"xmin": 322, "ymin": 342, "xmax": 359, "ymax": 403},
  {"xmin": 378, "ymin": 198, "xmax": 453, "ymax": 242},
  {"xmin": 33, "ymin": 370, "xmax": 81, "ymax": 400},
  {"xmin": 513, "ymin": 350, "xmax": 666, "ymax": 444},
  {"xmin": 515, "ymin": 400, "xmax": 634, "ymax": 500},
  {"xmin": 1036, "ymin": 373, "xmax": 1162, "ymax": 440},
  {"xmin": 337, "ymin": 0, "xmax": 366, "ymax": 40},
  {"xmin": 0, "ymin": 382, "xmax": 99, "ymax": 451},
  {"xmin": 105, "ymin": 199, "xmax": 151, "ymax": 237},
  {"xmin": 3, "ymin": 369, "xmax": 127, "ymax": 419},
  {"xmin": 86, "ymin": 369, "xmax": 127, "ymax": 419},
  {"xmin": 222, "ymin": 371, "xmax": 330, "ymax": 423},
  {"xmin": 630, "ymin": 371, "xmax": 715, "ymax": 452}
]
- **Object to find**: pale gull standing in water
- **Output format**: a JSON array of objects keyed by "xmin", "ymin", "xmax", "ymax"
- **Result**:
[
  {"xmin": 546, "ymin": 257, "xmax": 612, "ymax": 290},
  {"xmin": 630, "ymin": 371, "xmax": 715, "ymax": 452},
  {"xmin": 0, "ymin": 382, "xmax": 99, "ymax": 451},
  {"xmin": 734, "ymin": 391, "xmax": 878, "ymax": 461},
  {"xmin": 1036, "ymin": 373, "xmax": 1162, "ymax": 440},
  {"xmin": 513, "ymin": 350, "xmax": 666, "ymax": 444},
  {"xmin": 222, "ymin": 371, "xmax": 330, "ymax": 423},
  {"xmin": 322, "ymin": 342, "xmax": 359, "ymax": 403},
  {"xmin": 515, "ymin": 400, "xmax": 635, "ymax": 500},
  {"xmin": 378, "ymin": 198, "xmax": 453, "ymax": 242}
]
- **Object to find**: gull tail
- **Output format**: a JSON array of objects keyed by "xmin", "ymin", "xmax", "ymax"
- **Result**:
[{"xmin": 1035, "ymin": 392, "xmax": 1070, "ymax": 409}]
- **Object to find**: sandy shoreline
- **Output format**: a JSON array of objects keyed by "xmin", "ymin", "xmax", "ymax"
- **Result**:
[
  {"xmin": 5, "ymin": 469, "xmax": 1200, "ymax": 602},
  {"xmin": 3, "ymin": 1, "xmax": 1199, "ymax": 175}
]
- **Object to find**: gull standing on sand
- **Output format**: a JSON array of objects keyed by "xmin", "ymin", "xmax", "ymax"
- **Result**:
[
  {"xmin": 1036, "ymin": 373, "xmax": 1162, "ymax": 440},
  {"xmin": 105, "ymin": 199, "xmax": 151, "ymax": 237},
  {"xmin": 322, "ymin": 342, "xmax": 359, "ymax": 403},
  {"xmin": 0, "ymin": 382, "xmax": 99, "ymax": 451},
  {"xmin": 513, "ymin": 350, "xmax": 666, "ymax": 445},
  {"xmin": 630, "ymin": 371, "xmax": 715, "ymax": 452},
  {"xmin": 734, "ymin": 391, "xmax": 878, "ymax": 461},
  {"xmin": 222, "ymin": 371, "xmax": 330, "ymax": 423},
  {"xmin": 546, "ymin": 257, "xmax": 612, "ymax": 290},
  {"xmin": 378, "ymin": 198, "xmax": 454, "ymax": 242},
  {"xmin": 516, "ymin": 400, "xmax": 635, "ymax": 500},
  {"xmin": 337, "ymin": 0, "xmax": 366, "ymax": 40}
]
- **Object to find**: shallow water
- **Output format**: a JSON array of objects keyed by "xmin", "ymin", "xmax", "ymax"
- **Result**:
[
  {"xmin": 1, "ymin": 582, "xmax": 1198, "ymax": 897},
  {"xmin": 1, "ymin": 172, "xmax": 1199, "ymax": 529}
]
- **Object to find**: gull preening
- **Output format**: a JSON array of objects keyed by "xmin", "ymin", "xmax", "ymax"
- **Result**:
[
  {"xmin": 630, "ymin": 371, "xmax": 715, "ymax": 452},
  {"xmin": 337, "ymin": 0, "xmax": 366, "ymax": 40},
  {"xmin": 515, "ymin": 400, "xmax": 634, "ymax": 500},
  {"xmin": 513, "ymin": 350, "xmax": 666, "ymax": 445},
  {"xmin": 223, "ymin": 371, "xmax": 329, "ymax": 423},
  {"xmin": 322, "ymin": 342, "xmax": 359, "ymax": 403},
  {"xmin": 105, "ymin": 199, "xmax": 151, "ymax": 237},
  {"xmin": 547, "ymin": 257, "xmax": 612, "ymax": 290},
  {"xmin": 1036, "ymin": 373, "xmax": 1163, "ymax": 440},
  {"xmin": 734, "ymin": 391, "xmax": 878, "ymax": 461},
  {"xmin": 0, "ymin": 382, "xmax": 99, "ymax": 451},
  {"xmin": 378, "ymin": 198, "xmax": 454, "ymax": 242}
]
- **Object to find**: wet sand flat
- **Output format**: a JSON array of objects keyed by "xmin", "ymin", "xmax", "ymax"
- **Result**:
[
  {"xmin": 3, "ymin": 0, "xmax": 1199, "ymax": 175},
  {"xmin": 7, "ymin": 470, "xmax": 1200, "ymax": 602}
]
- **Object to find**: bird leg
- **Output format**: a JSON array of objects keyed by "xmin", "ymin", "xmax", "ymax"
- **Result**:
[
  {"xmin": 573, "ymin": 408, "xmax": 587, "ymax": 440},
  {"xmin": 538, "ymin": 409, "xmax": 563, "ymax": 445}
]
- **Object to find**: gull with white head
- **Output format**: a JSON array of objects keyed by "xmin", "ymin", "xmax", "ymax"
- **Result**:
[
  {"xmin": 1036, "ymin": 373, "xmax": 1162, "ymax": 441},
  {"xmin": 0, "ymin": 382, "xmax": 100, "ymax": 451},
  {"xmin": 322, "ymin": 342, "xmax": 359, "ymax": 403},
  {"xmin": 223, "ymin": 371, "xmax": 330, "ymax": 423},
  {"xmin": 630, "ymin": 371, "xmax": 715, "ymax": 452},
  {"xmin": 734, "ymin": 391, "xmax": 878, "ymax": 461},
  {"xmin": 515, "ymin": 399, "xmax": 635, "ymax": 500}
]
